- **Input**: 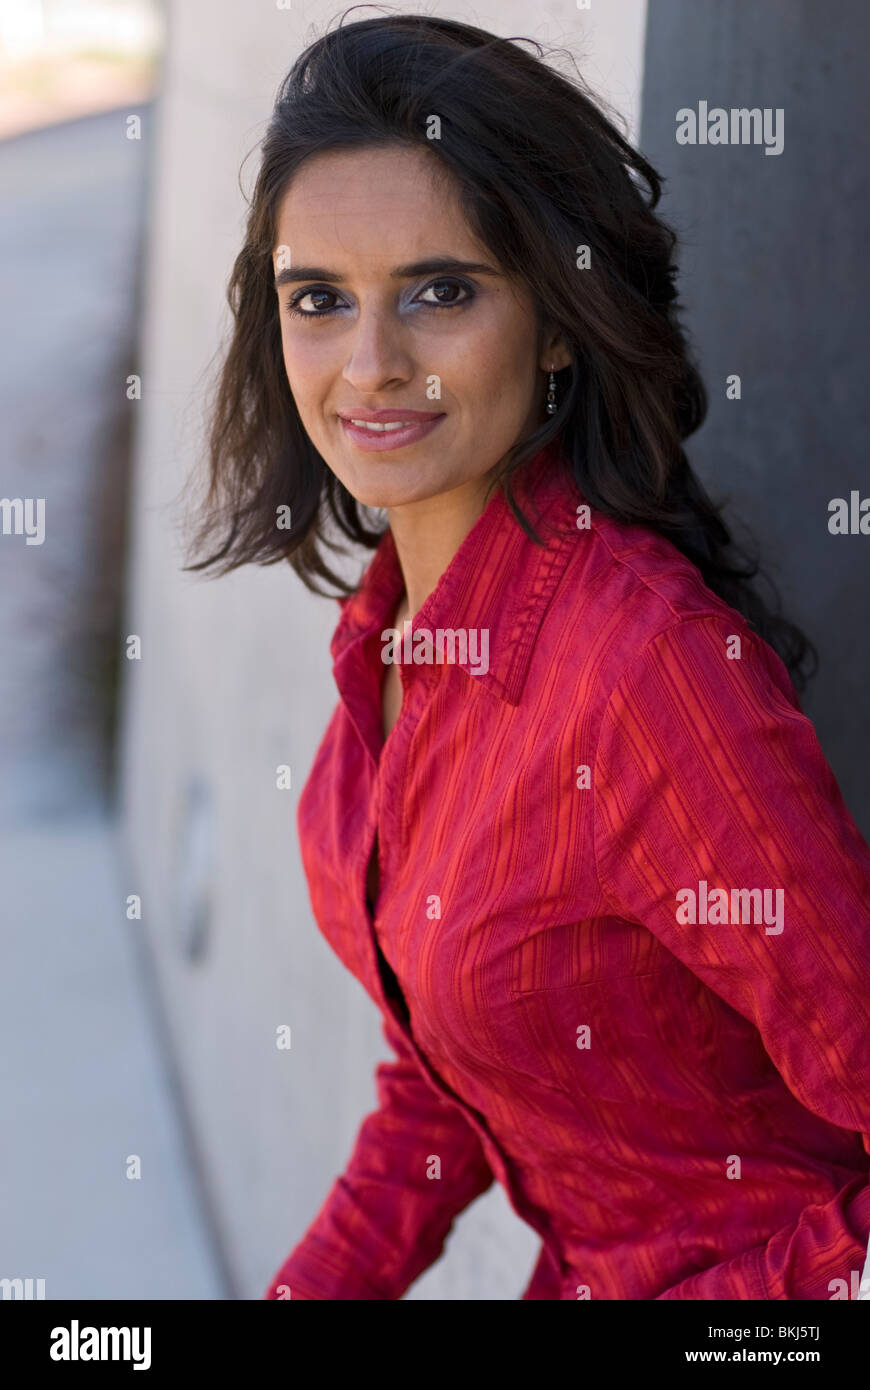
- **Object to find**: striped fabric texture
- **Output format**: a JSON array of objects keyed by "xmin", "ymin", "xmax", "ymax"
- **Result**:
[{"xmin": 264, "ymin": 439, "xmax": 870, "ymax": 1300}]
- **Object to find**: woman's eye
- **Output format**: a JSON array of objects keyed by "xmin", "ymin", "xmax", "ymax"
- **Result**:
[
  {"xmin": 286, "ymin": 287, "xmax": 341, "ymax": 318},
  {"xmin": 416, "ymin": 278, "xmax": 474, "ymax": 308}
]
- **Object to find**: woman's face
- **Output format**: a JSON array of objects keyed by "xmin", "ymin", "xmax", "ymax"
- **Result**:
[{"xmin": 272, "ymin": 144, "xmax": 563, "ymax": 509}]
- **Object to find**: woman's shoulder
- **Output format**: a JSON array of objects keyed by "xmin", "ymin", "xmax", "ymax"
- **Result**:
[
  {"xmin": 541, "ymin": 498, "xmax": 797, "ymax": 712},
  {"xmin": 572, "ymin": 505, "xmax": 741, "ymax": 624}
]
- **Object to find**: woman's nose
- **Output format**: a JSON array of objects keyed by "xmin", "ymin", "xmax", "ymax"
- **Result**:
[{"xmin": 341, "ymin": 309, "xmax": 414, "ymax": 394}]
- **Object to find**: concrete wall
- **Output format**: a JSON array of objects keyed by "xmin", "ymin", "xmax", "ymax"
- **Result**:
[{"xmin": 119, "ymin": 1, "xmax": 648, "ymax": 1299}]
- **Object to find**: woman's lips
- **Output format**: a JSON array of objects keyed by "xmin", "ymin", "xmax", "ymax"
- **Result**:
[{"xmin": 339, "ymin": 413, "xmax": 446, "ymax": 451}]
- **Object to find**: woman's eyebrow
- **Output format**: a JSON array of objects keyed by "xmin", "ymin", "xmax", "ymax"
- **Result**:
[{"xmin": 273, "ymin": 256, "xmax": 501, "ymax": 289}]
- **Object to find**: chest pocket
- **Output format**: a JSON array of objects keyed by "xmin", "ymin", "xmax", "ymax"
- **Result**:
[{"xmin": 509, "ymin": 929, "xmax": 721, "ymax": 1109}]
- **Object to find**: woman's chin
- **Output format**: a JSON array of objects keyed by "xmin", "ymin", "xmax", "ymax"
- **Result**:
[{"xmin": 329, "ymin": 461, "xmax": 447, "ymax": 512}]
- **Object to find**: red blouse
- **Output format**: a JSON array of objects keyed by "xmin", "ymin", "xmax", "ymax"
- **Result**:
[{"xmin": 264, "ymin": 439, "xmax": 870, "ymax": 1300}]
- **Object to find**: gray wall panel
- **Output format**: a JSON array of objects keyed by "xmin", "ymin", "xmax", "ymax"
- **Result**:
[{"xmin": 641, "ymin": 0, "xmax": 870, "ymax": 832}]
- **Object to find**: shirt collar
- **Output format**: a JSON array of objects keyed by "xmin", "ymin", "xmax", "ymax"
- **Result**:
[{"xmin": 330, "ymin": 437, "xmax": 582, "ymax": 717}]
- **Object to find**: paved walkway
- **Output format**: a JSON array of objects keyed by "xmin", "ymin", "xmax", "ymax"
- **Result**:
[{"xmin": 0, "ymin": 820, "xmax": 224, "ymax": 1298}]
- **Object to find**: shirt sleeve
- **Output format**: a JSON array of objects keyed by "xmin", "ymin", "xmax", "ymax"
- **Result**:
[
  {"xmin": 592, "ymin": 612, "xmax": 870, "ymax": 1300},
  {"xmin": 263, "ymin": 1005, "xmax": 495, "ymax": 1300}
]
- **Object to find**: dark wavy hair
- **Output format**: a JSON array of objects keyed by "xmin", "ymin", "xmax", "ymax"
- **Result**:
[{"xmin": 183, "ymin": 6, "xmax": 817, "ymax": 691}]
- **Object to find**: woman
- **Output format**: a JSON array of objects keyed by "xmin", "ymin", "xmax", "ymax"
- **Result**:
[{"xmin": 186, "ymin": 13, "xmax": 870, "ymax": 1299}]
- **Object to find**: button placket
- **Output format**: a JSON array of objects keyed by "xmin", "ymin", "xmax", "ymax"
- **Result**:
[
  {"xmin": 391, "ymin": 1011, "xmax": 563, "ymax": 1261},
  {"xmin": 358, "ymin": 669, "xmax": 420, "ymax": 1019},
  {"xmin": 354, "ymin": 679, "xmax": 562, "ymax": 1267}
]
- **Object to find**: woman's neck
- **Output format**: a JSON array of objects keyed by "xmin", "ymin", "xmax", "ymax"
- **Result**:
[{"xmin": 386, "ymin": 466, "xmax": 499, "ymax": 617}]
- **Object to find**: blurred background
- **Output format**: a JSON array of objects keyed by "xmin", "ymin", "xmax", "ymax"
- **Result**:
[{"xmin": 1, "ymin": 0, "xmax": 867, "ymax": 1300}]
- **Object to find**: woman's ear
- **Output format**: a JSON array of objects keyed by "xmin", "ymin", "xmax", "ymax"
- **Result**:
[{"xmin": 539, "ymin": 328, "xmax": 573, "ymax": 374}]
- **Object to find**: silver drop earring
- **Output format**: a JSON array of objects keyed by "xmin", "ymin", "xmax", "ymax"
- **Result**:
[{"xmin": 546, "ymin": 366, "xmax": 557, "ymax": 415}]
